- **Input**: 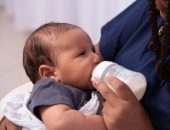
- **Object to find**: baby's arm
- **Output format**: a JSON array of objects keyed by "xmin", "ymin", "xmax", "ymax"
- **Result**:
[{"xmin": 39, "ymin": 104, "xmax": 107, "ymax": 130}]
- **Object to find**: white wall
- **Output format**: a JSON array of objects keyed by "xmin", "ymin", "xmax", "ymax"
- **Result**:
[{"xmin": 2, "ymin": 0, "xmax": 135, "ymax": 43}]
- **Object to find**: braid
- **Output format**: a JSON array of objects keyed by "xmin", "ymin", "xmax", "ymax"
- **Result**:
[
  {"xmin": 148, "ymin": 0, "xmax": 161, "ymax": 59},
  {"xmin": 148, "ymin": 0, "xmax": 170, "ymax": 86},
  {"xmin": 157, "ymin": 0, "xmax": 170, "ymax": 81}
]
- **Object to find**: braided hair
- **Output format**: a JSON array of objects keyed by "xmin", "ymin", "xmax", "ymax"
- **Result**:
[{"xmin": 148, "ymin": 0, "xmax": 170, "ymax": 86}]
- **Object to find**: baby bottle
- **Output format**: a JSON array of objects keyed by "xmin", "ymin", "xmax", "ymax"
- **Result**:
[{"xmin": 92, "ymin": 61, "xmax": 147, "ymax": 100}]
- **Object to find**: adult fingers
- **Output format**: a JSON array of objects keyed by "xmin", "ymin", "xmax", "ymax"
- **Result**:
[
  {"xmin": 91, "ymin": 77, "xmax": 119, "ymax": 104},
  {"xmin": 0, "ymin": 117, "xmax": 21, "ymax": 130},
  {"xmin": 91, "ymin": 76, "xmax": 137, "ymax": 104},
  {"xmin": 107, "ymin": 76, "xmax": 136, "ymax": 101},
  {"xmin": 0, "ymin": 116, "xmax": 6, "ymax": 130},
  {"xmin": 6, "ymin": 121, "xmax": 21, "ymax": 130}
]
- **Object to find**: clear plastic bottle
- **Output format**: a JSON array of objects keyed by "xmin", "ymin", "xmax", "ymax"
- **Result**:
[{"xmin": 92, "ymin": 61, "xmax": 147, "ymax": 100}]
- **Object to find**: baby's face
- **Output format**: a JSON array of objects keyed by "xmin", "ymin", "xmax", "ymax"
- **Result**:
[{"xmin": 52, "ymin": 28, "xmax": 101, "ymax": 90}]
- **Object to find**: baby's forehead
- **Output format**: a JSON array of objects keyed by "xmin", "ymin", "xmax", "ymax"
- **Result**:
[{"xmin": 49, "ymin": 28, "xmax": 92, "ymax": 51}]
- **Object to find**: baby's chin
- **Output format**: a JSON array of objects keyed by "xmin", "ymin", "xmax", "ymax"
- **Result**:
[{"xmin": 81, "ymin": 81, "xmax": 94, "ymax": 90}]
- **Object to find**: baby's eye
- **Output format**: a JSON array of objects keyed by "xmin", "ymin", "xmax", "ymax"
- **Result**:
[
  {"xmin": 91, "ymin": 45, "xmax": 96, "ymax": 53},
  {"xmin": 79, "ymin": 51, "xmax": 86, "ymax": 56},
  {"xmin": 92, "ymin": 46, "xmax": 95, "ymax": 53}
]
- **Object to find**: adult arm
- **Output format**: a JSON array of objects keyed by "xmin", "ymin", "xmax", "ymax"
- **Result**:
[
  {"xmin": 91, "ymin": 76, "xmax": 154, "ymax": 130},
  {"xmin": 40, "ymin": 104, "xmax": 106, "ymax": 130}
]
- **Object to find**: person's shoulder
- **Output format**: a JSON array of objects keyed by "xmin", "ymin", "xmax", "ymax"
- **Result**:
[{"xmin": 101, "ymin": 0, "xmax": 148, "ymax": 31}]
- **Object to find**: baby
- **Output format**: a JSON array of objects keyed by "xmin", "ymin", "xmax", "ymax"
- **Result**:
[{"xmin": 1, "ymin": 22, "xmax": 106, "ymax": 130}]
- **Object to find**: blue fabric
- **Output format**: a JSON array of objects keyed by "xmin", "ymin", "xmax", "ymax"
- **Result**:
[
  {"xmin": 99, "ymin": 0, "xmax": 170, "ymax": 130},
  {"xmin": 27, "ymin": 78, "xmax": 91, "ymax": 119}
]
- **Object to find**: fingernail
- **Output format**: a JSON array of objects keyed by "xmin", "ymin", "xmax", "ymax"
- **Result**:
[{"xmin": 91, "ymin": 77, "xmax": 100, "ymax": 89}]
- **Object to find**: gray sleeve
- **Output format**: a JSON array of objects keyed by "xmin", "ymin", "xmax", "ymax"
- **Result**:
[{"xmin": 27, "ymin": 78, "xmax": 91, "ymax": 119}]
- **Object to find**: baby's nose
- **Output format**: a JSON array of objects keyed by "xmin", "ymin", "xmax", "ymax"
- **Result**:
[{"xmin": 93, "ymin": 53, "xmax": 101, "ymax": 64}]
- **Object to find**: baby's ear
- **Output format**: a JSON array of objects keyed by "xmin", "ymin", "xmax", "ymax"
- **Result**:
[
  {"xmin": 39, "ymin": 65, "xmax": 54, "ymax": 78},
  {"xmin": 39, "ymin": 65, "xmax": 61, "ymax": 81}
]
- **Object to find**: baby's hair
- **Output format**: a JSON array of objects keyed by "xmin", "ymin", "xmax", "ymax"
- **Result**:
[
  {"xmin": 23, "ymin": 22, "xmax": 80, "ymax": 83},
  {"xmin": 148, "ymin": 0, "xmax": 170, "ymax": 87}
]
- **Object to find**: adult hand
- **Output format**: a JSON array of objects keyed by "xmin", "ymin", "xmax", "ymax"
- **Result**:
[
  {"xmin": 92, "ymin": 76, "xmax": 154, "ymax": 130},
  {"xmin": 0, "ymin": 116, "xmax": 21, "ymax": 130},
  {"xmin": 156, "ymin": 0, "xmax": 168, "ymax": 19}
]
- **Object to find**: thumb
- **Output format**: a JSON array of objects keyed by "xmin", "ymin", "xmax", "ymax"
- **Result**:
[{"xmin": 91, "ymin": 77, "xmax": 118, "ymax": 103}]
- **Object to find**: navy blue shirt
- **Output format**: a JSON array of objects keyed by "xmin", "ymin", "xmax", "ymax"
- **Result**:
[
  {"xmin": 27, "ymin": 78, "xmax": 91, "ymax": 120},
  {"xmin": 99, "ymin": 0, "xmax": 170, "ymax": 130}
]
